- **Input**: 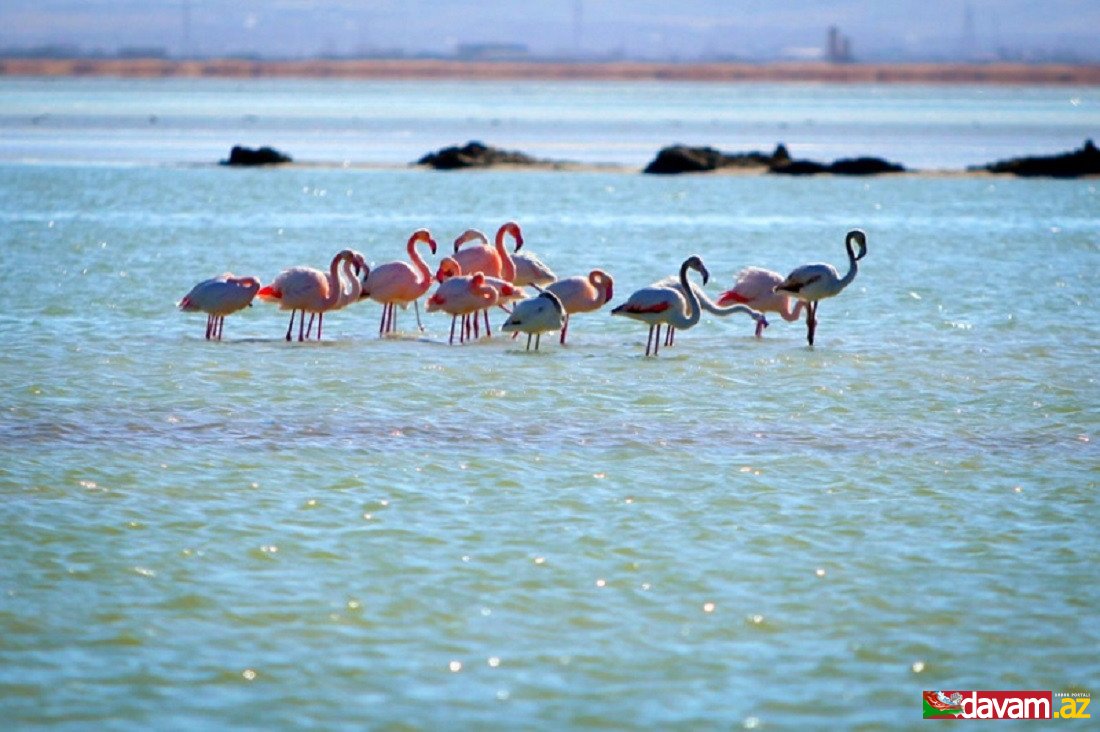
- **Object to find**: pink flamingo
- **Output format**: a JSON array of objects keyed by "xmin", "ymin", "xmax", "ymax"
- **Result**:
[
  {"xmin": 362, "ymin": 229, "xmax": 437, "ymax": 336},
  {"xmin": 435, "ymin": 255, "xmax": 527, "ymax": 338},
  {"xmin": 717, "ymin": 267, "xmax": 805, "ymax": 337},
  {"xmin": 544, "ymin": 269, "xmax": 614, "ymax": 344},
  {"xmin": 447, "ymin": 223, "xmax": 518, "ymax": 283},
  {"xmin": 178, "ymin": 273, "xmax": 262, "ymax": 340},
  {"xmin": 257, "ymin": 249, "xmax": 364, "ymax": 341},
  {"xmin": 425, "ymin": 273, "xmax": 499, "ymax": 344},
  {"xmin": 492, "ymin": 221, "xmax": 555, "ymax": 286},
  {"xmin": 775, "ymin": 229, "xmax": 868, "ymax": 346},
  {"xmin": 303, "ymin": 249, "xmax": 366, "ymax": 338},
  {"xmin": 611, "ymin": 255, "xmax": 710, "ymax": 357}
]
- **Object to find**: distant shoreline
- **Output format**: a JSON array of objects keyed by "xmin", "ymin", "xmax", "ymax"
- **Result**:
[{"xmin": 2, "ymin": 58, "xmax": 1100, "ymax": 85}]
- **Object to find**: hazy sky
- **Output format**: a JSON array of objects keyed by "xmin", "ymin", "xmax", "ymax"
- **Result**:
[{"xmin": 2, "ymin": 0, "xmax": 1097, "ymax": 61}]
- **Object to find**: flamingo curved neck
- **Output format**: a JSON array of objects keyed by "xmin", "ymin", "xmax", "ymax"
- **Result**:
[
  {"xmin": 408, "ymin": 236, "xmax": 432, "ymax": 287},
  {"xmin": 838, "ymin": 247, "xmax": 860, "ymax": 291},
  {"xmin": 340, "ymin": 259, "xmax": 361, "ymax": 303},
  {"xmin": 494, "ymin": 231, "xmax": 516, "ymax": 282},
  {"xmin": 670, "ymin": 261, "xmax": 702, "ymax": 329},
  {"xmin": 322, "ymin": 255, "xmax": 344, "ymax": 308}
]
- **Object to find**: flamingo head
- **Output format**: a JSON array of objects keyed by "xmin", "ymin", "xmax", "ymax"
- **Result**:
[
  {"xmin": 499, "ymin": 221, "xmax": 523, "ymax": 251},
  {"xmin": 684, "ymin": 255, "xmax": 709, "ymax": 285},
  {"xmin": 435, "ymin": 256, "xmax": 461, "ymax": 283},
  {"xmin": 453, "ymin": 229, "xmax": 488, "ymax": 253},
  {"xmin": 591, "ymin": 271, "xmax": 614, "ymax": 303},
  {"xmin": 846, "ymin": 229, "xmax": 868, "ymax": 261},
  {"xmin": 410, "ymin": 229, "xmax": 437, "ymax": 255}
]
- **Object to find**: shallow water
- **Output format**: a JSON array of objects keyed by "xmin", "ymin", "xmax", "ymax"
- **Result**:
[{"xmin": 1, "ymin": 81, "xmax": 1098, "ymax": 728}]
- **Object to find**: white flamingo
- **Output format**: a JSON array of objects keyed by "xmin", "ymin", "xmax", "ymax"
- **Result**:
[
  {"xmin": 501, "ymin": 289, "xmax": 566, "ymax": 351},
  {"xmin": 717, "ymin": 267, "xmax": 805, "ymax": 337},
  {"xmin": 611, "ymin": 255, "xmax": 711, "ymax": 357},
  {"xmin": 258, "ymin": 249, "xmax": 365, "ymax": 341},
  {"xmin": 775, "ymin": 229, "xmax": 867, "ymax": 346},
  {"xmin": 178, "ymin": 273, "xmax": 262, "ymax": 340}
]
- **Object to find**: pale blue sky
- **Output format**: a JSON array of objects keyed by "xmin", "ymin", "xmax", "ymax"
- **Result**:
[{"xmin": 2, "ymin": 0, "xmax": 1097, "ymax": 61}]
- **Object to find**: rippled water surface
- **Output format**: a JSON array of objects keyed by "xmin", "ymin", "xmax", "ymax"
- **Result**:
[{"xmin": 1, "ymin": 81, "xmax": 1098, "ymax": 729}]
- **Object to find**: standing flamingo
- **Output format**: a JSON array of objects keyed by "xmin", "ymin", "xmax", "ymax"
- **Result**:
[
  {"xmin": 425, "ymin": 273, "xmax": 499, "ymax": 344},
  {"xmin": 449, "ymin": 224, "xmax": 519, "ymax": 282},
  {"xmin": 544, "ymin": 269, "xmax": 614, "ymax": 344},
  {"xmin": 717, "ymin": 267, "xmax": 804, "ymax": 337},
  {"xmin": 304, "ymin": 249, "xmax": 366, "ymax": 338},
  {"xmin": 257, "ymin": 249, "xmax": 364, "ymax": 341},
  {"xmin": 501, "ymin": 289, "xmax": 566, "ymax": 351},
  {"xmin": 178, "ymin": 273, "xmax": 262, "ymax": 340},
  {"xmin": 611, "ymin": 255, "xmax": 715, "ymax": 357},
  {"xmin": 362, "ymin": 229, "xmax": 437, "ymax": 336},
  {"xmin": 435, "ymin": 255, "xmax": 528, "ymax": 339},
  {"xmin": 492, "ymin": 221, "xmax": 555, "ymax": 286},
  {"xmin": 654, "ymin": 275, "xmax": 768, "ymax": 346},
  {"xmin": 775, "ymin": 229, "xmax": 867, "ymax": 346}
]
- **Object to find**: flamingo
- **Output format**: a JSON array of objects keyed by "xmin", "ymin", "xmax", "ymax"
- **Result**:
[
  {"xmin": 544, "ymin": 269, "xmax": 614, "ymax": 344},
  {"xmin": 361, "ymin": 229, "xmax": 437, "ymax": 336},
  {"xmin": 775, "ymin": 229, "xmax": 867, "ymax": 346},
  {"xmin": 435, "ymin": 255, "xmax": 528, "ymax": 339},
  {"xmin": 489, "ymin": 221, "xmax": 555, "ymax": 286},
  {"xmin": 717, "ymin": 267, "xmax": 804, "ymax": 337},
  {"xmin": 257, "ymin": 249, "xmax": 364, "ymax": 341},
  {"xmin": 304, "ymin": 249, "xmax": 366, "ymax": 338},
  {"xmin": 501, "ymin": 289, "xmax": 566, "ymax": 351},
  {"xmin": 653, "ymin": 275, "xmax": 768, "ymax": 346},
  {"xmin": 425, "ymin": 273, "xmax": 499, "ymax": 344},
  {"xmin": 610, "ymin": 255, "xmax": 711, "ymax": 357},
  {"xmin": 448, "ymin": 226, "xmax": 516, "ymax": 282},
  {"xmin": 178, "ymin": 273, "xmax": 262, "ymax": 340}
]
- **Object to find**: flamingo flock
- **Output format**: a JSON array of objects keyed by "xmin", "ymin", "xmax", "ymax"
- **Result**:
[{"xmin": 179, "ymin": 222, "xmax": 867, "ymax": 353}]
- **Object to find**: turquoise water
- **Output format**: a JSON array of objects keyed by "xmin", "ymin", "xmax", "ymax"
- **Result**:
[{"xmin": 1, "ymin": 80, "xmax": 1098, "ymax": 728}]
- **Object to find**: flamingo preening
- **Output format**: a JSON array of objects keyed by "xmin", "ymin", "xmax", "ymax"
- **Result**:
[
  {"xmin": 178, "ymin": 273, "xmax": 262, "ymax": 340},
  {"xmin": 775, "ymin": 229, "xmax": 867, "ymax": 346},
  {"xmin": 434, "ymin": 256, "xmax": 528, "ymax": 339},
  {"xmin": 361, "ymin": 229, "xmax": 437, "ymax": 336},
  {"xmin": 718, "ymin": 267, "xmax": 804, "ymax": 337},
  {"xmin": 425, "ymin": 273, "xmax": 500, "ymax": 344},
  {"xmin": 257, "ymin": 249, "xmax": 365, "ymax": 341},
  {"xmin": 544, "ymin": 269, "xmax": 614, "ymax": 344},
  {"xmin": 611, "ymin": 255, "xmax": 711, "ymax": 357}
]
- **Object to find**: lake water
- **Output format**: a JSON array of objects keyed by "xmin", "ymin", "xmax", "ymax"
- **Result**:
[{"xmin": 0, "ymin": 78, "xmax": 1097, "ymax": 728}]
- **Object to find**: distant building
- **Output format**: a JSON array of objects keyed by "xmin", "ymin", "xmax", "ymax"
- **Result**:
[
  {"xmin": 826, "ymin": 26, "xmax": 853, "ymax": 63},
  {"xmin": 455, "ymin": 43, "xmax": 529, "ymax": 61}
]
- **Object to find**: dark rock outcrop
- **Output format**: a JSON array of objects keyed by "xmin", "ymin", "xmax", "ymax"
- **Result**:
[
  {"xmin": 975, "ymin": 139, "xmax": 1100, "ymax": 178},
  {"xmin": 770, "ymin": 153, "xmax": 905, "ymax": 176},
  {"xmin": 643, "ymin": 143, "xmax": 790, "ymax": 174},
  {"xmin": 417, "ymin": 140, "xmax": 540, "ymax": 169},
  {"xmin": 220, "ymin": 145, "xmax": 292, "ymax": 166}
]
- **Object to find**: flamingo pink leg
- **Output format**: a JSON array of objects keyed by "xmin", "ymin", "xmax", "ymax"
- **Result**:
[
  {"xmin": 449, "ymin": 315, "xmax": 457, "ymax": 344},
  {"xmin": 645, "ymin": 324, "xmax": 654, "ymax": 357},
  {"xmin": 216, "ymin": 315, "xmax": 225, "ymax": 340},
  {"xmin": 316, "ymin": 313, "xmax": 324, "ymax": 340},
  {"xmin": 525, "ymin": 333, "xmax": 533, "ymax": 351},
  {"xmin": 755, "ymin": 319, "xmax": 765, "ymax": 338},
  {"xmin": 483, "ymin": 310, "xmax": 491, "ymax": 338},
  {"xmin": 305, "ymin": 313, "xmax": 316, "ymax": 339},
  {"xmin": 807, "ymin": 302, "xmax": 818, "ymax": 346},
  {"xmin": 204, "ymin": 315, "xmax": 213, "ymax": 340},
  {"xmin": 560, "ymin": 314, "xmax": 570, "ymax": 344},
  {"xmin": 298, "ymin": 310, "xmax": 306, "ymax": 342},
  {"xmin": 535, "ymin": 333, "xmax": 541, "ymax": 351},
  {"xmin": 473, "ymin": 312, "xmax": 480, "ymax": 339},
  {"xmin": 653, "ymin": 325, "xmax": 662, "ymax": 355}
]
